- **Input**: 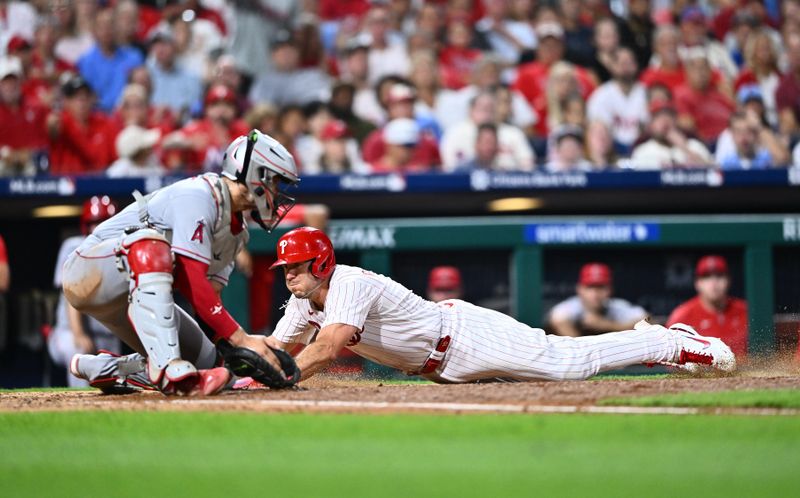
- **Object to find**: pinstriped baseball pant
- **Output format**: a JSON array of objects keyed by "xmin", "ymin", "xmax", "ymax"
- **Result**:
[{"xmin": 428, "ymin": 300, "xmax": 678, "ymax": 383}]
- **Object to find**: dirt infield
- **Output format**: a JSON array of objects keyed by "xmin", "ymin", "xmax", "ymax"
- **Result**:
[{"xmin": 2, "ymin": 373, "xmax": 800, "ymax": 415}]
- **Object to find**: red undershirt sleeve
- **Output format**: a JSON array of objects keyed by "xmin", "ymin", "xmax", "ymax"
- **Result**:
[{"xmin": 173, "ymin": 254, "xmax": 240, "ymax": 341}]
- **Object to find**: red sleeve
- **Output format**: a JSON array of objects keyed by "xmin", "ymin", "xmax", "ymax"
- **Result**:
[
  {"xmin": 173, "ymin": 254, "xmax": 240, "ymax": 341},
  {"xmin": 0, "ymin": 235, "xmax": 7, "ymax": 263}
]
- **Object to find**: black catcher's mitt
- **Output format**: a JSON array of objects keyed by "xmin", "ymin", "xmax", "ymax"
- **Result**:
[{"xmin": 218, "ymin": 341, "xmax": 301, "ymax": 389}]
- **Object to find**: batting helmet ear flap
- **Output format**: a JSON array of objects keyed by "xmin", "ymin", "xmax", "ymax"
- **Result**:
[{"xmin": 310, "ymin": 247, "xmax": 335, "ymax": 280}]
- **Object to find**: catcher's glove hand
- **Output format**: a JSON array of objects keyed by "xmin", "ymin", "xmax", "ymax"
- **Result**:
[{"xmin": 218, "ymin": 341, "xmax": 301, "ymax": 389}]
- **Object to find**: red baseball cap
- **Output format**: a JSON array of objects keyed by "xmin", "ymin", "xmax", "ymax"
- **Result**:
[
  {"xmin": 428, "ymin": 266, "xmax": 462, "ymax": 290},
  {"xmin": 696, "ymin": 255, "xmax": 728, "ymax": 277},
  {"xmin": 578, "ymin": 263, "xmax": 612, "ymax": 286},
  {"xmin": 320, "ymin": 120, "xmax": 349, "ymax": 140},
  {"xmin": 205, "ymin": 84, "xmax": 236, "ymax": 106},
  {"xmin": 7, "ymin": 35, "xmax": 31, "ymax": 53}
]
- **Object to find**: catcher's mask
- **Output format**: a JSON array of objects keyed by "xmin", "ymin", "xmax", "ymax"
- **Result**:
[{"xmin": 221, "ymin": 130, "xmax": 299, "ymax": 232}]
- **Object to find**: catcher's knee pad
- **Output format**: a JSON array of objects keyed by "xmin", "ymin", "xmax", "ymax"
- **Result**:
[{"xmin": 116, "ymin": 229, "xmax": 181, "ymax": 384}]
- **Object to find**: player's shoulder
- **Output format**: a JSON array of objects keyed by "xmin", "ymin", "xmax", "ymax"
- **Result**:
[{"xmin": 330, "ymin": 264, "xmax": 387, "ymax": 288}]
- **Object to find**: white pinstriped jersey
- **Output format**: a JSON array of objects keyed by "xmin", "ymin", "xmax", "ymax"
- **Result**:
[
  {"xmin": 273, "ymin": 264, "xmax": 682, "ymax": 383},
  {"xmin": 272, "ymin": 265, "xmax": 446, "ymax": 373}
]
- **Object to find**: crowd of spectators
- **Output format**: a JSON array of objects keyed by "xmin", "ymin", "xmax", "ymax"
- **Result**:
[{"xmin": 0, "ymin": 0, "xmax": 797, "ymax": 177}]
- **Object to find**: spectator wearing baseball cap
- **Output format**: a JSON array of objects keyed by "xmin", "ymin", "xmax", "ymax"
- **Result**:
[
  {"xmin": 667, "ymin": 255, "xmax": 748, "ymax": 358},
  {"xmin": 361, "ymin": 83, "xmax": 442, "ymax": 169},
  {"xmin": 47, "ymin": 75, "xmax": 116, "ymax": 175},
  {"xmin": 629, "ymin": 101, "xmax": 714, "ymax": 170},
  {"xmin": 106, "ymin": 125, "xmax": 165, "ymax": 178},
  {"xmin": 369, "ymin": 118, "xmax": 425, "ymax": 172},
  {"xmin": 0, "ymin": 56, "xmax": 48, "ymax": 176},
  {"xmin": 427, "ymin": 266, "xmax": 464, "ymax": 303},
  {"xmin": 548, "ymin": 263, "xmax": 648, "ymax": 337},
  {"xmin": 248, "ymin": 29, "xmax": 331, "ymax": 107},
  {"xmin": 306, "ymin": 119, "xmax": 368, "ymax": 175}
]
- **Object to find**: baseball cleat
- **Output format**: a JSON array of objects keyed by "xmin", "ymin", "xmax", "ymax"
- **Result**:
[
  {"xmin": 159, "ymin": 361, "xmax": 231, "ymax": 397},
  {"xmin": 670, "ymin": 323, "xmax": 736, "ymax": 373},
  {"xmin": 70, "ymin": 351, "xmax": 156, "ymax": 394},
  {"xmin": 191, "ymin": 367, "xmax": 232, "ymax": 396}
]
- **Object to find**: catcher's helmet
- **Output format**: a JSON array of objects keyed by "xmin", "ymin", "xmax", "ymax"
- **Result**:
[
  {"xmin": 269, "ymin": 227, "xmax": 336, "ymax": 279},
  {"xmin": 81, "ymin": 195, "xmax": 117, "ymax": 234},
  {"xmin": 221, "ymin": 129, "xmax": 299, "ymax": 232}
]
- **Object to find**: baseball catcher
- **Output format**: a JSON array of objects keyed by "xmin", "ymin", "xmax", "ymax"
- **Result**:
[{"xmin": 65, "ymin": 130, "xmax": 300, "ymax": 395}]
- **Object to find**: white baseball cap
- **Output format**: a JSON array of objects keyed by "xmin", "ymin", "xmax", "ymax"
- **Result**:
[
  {"xmin": 0, "ymin": 56, "xmax": 22, "ymax": 80},
  {"xmin": 384, "ymin": 118, "xmax": 420, "ymax": 146},
  {"xmin": 116, "ymin": 125, "xmax": 161, "ymax": 158}
]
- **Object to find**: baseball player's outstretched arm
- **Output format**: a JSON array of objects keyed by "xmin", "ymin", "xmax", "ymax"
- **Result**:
[{"xmin": 294, "ymin": 323, "xmax": 359, "ymax": 381}]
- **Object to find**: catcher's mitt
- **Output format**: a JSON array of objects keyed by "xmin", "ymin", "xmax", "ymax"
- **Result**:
[{"xmin": 218, "ymin": 341, "xmax": 301, "ymax": 389}]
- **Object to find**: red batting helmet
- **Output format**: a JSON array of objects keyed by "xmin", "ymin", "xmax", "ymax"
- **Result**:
[
  {"xmin": 81, "ymin": 195, "xmax": 117, "ymax": 234},
  {"xmin": 269, "ymin": 227, "xmax": 336, "ymax": 279}
]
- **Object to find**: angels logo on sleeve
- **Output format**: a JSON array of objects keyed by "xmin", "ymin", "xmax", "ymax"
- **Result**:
[{"xmin": 191, "ymin": 220, "xmax": 205, "ymax": 244}]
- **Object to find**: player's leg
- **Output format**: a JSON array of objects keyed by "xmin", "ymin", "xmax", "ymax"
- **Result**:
[
  {"xmin": 64, "ymin": 231, "xmax": 227, "ymax": 395},
  {"xmin": 437, "ymin": 302, "xmax": 733, "ymax": 383}
]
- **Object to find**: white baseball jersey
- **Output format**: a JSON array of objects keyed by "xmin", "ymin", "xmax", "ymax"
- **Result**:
[
  {"xmin": 586, "ymin": 81, "xmax": 648, "ymax": 147},
  {"xmin": 273, "ymin": 265, "xmax": 682, "ymax": 383}
]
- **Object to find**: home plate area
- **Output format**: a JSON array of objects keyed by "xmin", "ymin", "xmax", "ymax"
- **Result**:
[{"xmin": 2, "ymin": 374, "xmax": 800, "ymax": 415}]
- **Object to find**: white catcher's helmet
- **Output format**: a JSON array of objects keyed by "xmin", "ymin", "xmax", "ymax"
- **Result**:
[{"xmin": 221, "ymin": 130, "xmax": 299, "ymax": 231}]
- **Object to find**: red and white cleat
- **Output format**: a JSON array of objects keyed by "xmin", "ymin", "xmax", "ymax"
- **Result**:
[
  {"xmin": 232, "ymin": 376, "xmax": 267, "ymax": 391},
  {"xmin": 670, "ymin": 323, "xmax": 736, "ymax": 373}
]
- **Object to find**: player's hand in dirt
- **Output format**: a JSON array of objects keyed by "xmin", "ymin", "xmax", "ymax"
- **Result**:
[{"xmin": 229, "ymin": 328, "xmax": 283, "ymax": 373}]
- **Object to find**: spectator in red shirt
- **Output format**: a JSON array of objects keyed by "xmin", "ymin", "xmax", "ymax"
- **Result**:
[
  {"xmin": 439, "ymin": 19, "xmax": 482, "ymax": 90},
  {"xmin": 165, "ymin": 84, "xmax": 248, "ymax": 173},
  {"xmin": 674, "ymin": 50, "xmax": 735, "ymax": 145},
  {"xmin": 46, "ymin": 75, "xmax": 115, "ymax": 175},
  {"xmin": 667, "ymin": 255, "xmax": 748, "ymax": 359},
  {"xmin": 640, "ymin": 25, "xmax": 686, "ymax": 94},
  {"xmin": 361, "ymin": 83, "xmax": 441, "ymax": 169},
  {"xmin": 513, "ymin": 22, "xmax": 596, "ymax": 137},
  {"xmin": 0, "ymin": 56, "xmax": 47, "ymax": 176}
]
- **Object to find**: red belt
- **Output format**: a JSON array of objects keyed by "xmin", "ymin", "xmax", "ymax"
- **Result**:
[{"xmin": 419, "ymin": 335, "xmax": 451, "ymax": 374}]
